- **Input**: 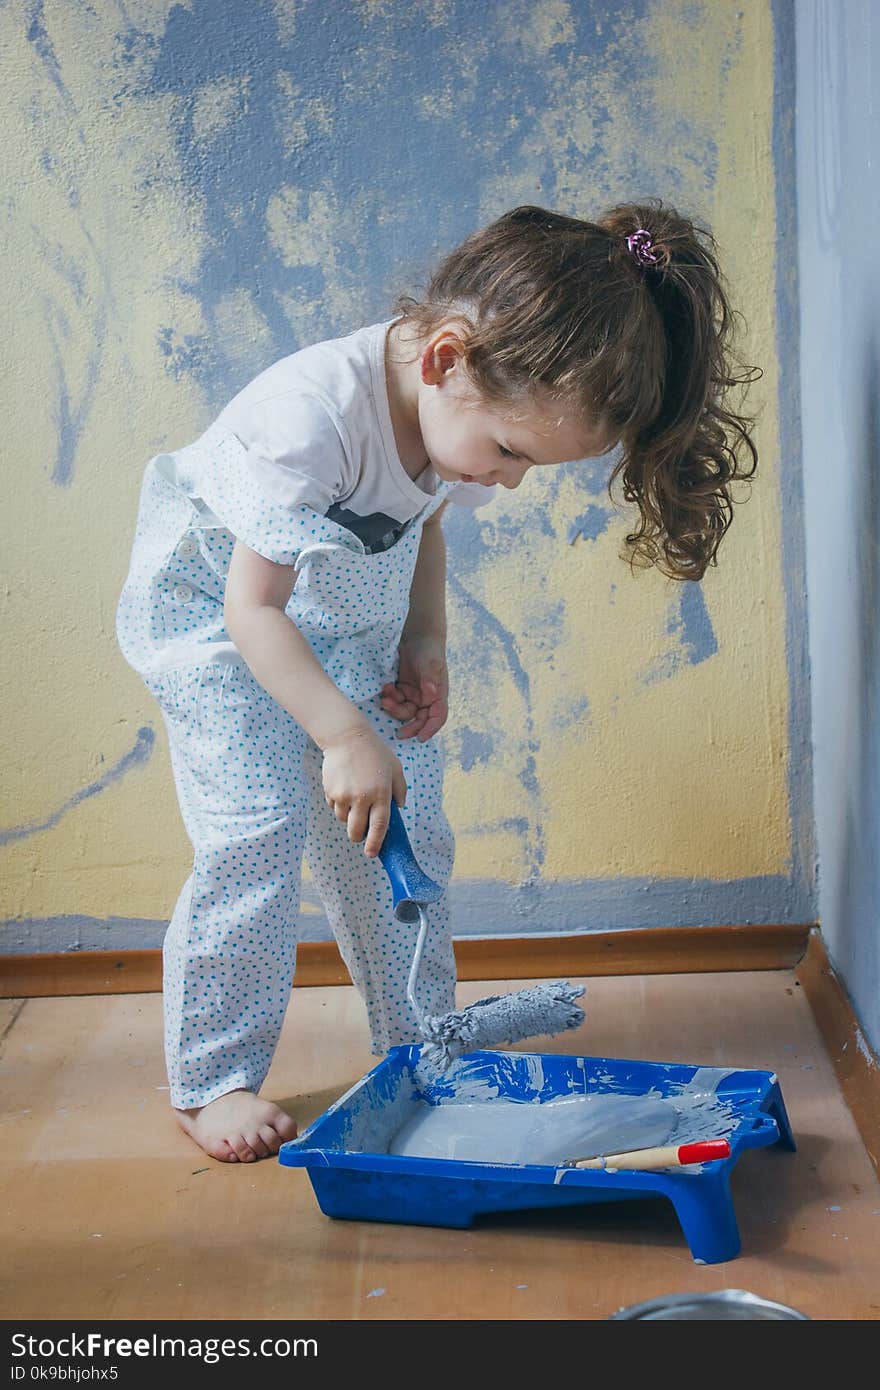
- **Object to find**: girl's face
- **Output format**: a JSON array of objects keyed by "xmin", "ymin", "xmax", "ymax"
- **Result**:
[{"xmin": 416, "ymin": 330, "xmax": 616, "ymax": 488}]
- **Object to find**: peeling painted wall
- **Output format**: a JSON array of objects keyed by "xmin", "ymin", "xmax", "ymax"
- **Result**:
[{"xmin": 0, "ymin": 0, "xmax": 814, "ymax": 953}]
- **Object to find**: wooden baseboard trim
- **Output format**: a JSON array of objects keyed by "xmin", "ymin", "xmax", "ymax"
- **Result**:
[
  {"xmin": 0, "ymin": 923, "xmax": 810, "ymax": 999},
  {"xmin": 453, "ymin": 924, "xmax": 809, "ymax": 979},
  {"xmin": 796, "ymin": 929, "xmax": 880, "ymax": 1177}
]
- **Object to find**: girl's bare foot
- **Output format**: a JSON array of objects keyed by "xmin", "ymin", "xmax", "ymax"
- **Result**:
[{"xmin": 175, "ymin": 1090, "xmax": 298, "ymax": 1162}]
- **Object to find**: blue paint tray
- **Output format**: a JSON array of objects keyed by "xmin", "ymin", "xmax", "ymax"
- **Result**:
[{"xmin": 278, "ymin": 1047, "xmax": 795, "ymax": 1265}]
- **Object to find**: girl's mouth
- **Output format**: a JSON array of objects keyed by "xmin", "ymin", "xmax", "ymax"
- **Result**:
[{"xmin": 461, "ymin": 473, "xmax": 475, "ymax": 483}]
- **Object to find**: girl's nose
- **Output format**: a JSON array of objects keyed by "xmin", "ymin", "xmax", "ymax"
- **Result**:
[{"xmin": 504, "ymin": 462, "xmax": 530, "ymax": 489}]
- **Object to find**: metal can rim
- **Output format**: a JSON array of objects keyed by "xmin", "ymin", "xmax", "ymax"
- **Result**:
[{"xmin": 610, "ymin": 1288, "xmax": 810, "ymax": 1319}]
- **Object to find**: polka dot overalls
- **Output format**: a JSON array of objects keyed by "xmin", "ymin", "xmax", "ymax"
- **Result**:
[{"xmin": 117, "ymin": 423, "xmax": 460, "ymax": 1109}]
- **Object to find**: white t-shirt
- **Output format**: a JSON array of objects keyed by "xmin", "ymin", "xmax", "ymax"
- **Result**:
[{"xmin": 215, "ymin": 318, "xmax": 496, "ymax": 554}]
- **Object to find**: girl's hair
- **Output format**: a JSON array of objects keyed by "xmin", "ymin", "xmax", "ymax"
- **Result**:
[{"xmin": 393, "ymin": 202, "xmax": 761, "ymax": 582}]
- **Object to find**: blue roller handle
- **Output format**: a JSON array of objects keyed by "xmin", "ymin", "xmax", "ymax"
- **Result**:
[{"xmin": 378, "ymin": 800, "xmax": 443, "ymax": 922}]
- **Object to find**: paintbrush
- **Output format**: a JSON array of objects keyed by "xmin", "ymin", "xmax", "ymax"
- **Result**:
[{"xmin": 564, "ymin": 1138, "xmax": 731, "ymax": 1171}]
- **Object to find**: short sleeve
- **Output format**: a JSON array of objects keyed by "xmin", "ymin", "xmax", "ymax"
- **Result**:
[
  {"xmin": 446, "ymin": 480, "xmax": 498, "ymax": 508},
  {"xmin": 168, "ymin": 406, "xmax": 365, "ymax": 567}
]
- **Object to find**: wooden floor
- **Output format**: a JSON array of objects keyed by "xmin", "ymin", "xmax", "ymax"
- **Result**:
[{"xmin": 2, "ymin": 969, "xmax": 879, "ymax": 1321}]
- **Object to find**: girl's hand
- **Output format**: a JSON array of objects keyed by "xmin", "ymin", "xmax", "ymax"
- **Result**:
[
  {"xmin": 380, "ymin": 633, "xmax": 449, "ymax": 741},
  {"xmin": 322, "ymin": 724, "xmax": 407, "ymax": 857}
]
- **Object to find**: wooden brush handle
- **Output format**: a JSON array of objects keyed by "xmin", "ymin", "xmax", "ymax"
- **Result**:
[{"xmin": 571, "ymin": 1139, "xmax": 731, "ymax": 1170}]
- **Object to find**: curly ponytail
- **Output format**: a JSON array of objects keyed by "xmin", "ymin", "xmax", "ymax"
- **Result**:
[
  {"xmin": 393, "ymin": 200, "xmax": 761, "ymax": 581},
  {"xmin": 598, "ymin": 200, "xmax": 761, "ymax": 580}
]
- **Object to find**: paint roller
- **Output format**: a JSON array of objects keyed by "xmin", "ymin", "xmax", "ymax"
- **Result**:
[{"xmin": 378, "ymin": 801, "xmax": 585, "ymax": 1071}]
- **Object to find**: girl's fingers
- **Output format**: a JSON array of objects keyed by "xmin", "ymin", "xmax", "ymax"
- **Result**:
[
  {"xmin": 398, "ymin": 720, "xmax": 425, "ymax": 736},
  {"xmin": 382, "ymin": 694, "xmax": 418, "ymax": 719},
  {"xmin": 346, "ymin": 800, "xmax": 370, "ymax": 844},
  {"xmin": 396, "ymin": 682, "xmax": 422, "ymax": 703},
  {"xmin": 397, "ymin": 713, "xmax": 427, "ymax": 739},
  {"xmin": 416, "ymin": 712, "xmax": 447, "ymax": 741},
  {"xmin": 364, "ymin": 801, "xmax": 391, "ymax": 857},
  {"xmin": 380, "ymin": 682, "xmax": 448, "ymax": 738},
  {"xmin": 383, "ymin": 690, "xmax": 416, "ymax": 709}
]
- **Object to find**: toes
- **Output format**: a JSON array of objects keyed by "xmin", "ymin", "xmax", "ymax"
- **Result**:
[
  {"xmin": 276, "ymin": 1113, "xmax": 298, "ymax": 1141},
  {"xmin": 231, "ymin": 1134, "xmax": 257, "ymax": 1162},
  {"xmin": 205, "ymin": 1138, "xmax": 237, "ymax": 1162},
  {"xmin": 258, "ymin": 1123, "xmax": 282, "ymax": 1153},
  {"xmin": 176, "ymin": 1097, "xmax": 297, "ymax": 1164}
]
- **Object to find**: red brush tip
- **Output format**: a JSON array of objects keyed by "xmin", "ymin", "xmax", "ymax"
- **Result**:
[{"xmin": 678, "ymin": 1138, "xmax": 731, "ymax": 1164}]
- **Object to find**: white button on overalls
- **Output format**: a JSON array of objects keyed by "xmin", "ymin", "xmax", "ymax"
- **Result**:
[
  {"xmin": 173, "ymin": 583, "xmax": 194, "ymax": 602},
  {"xmin": 176, "ymin": 537, "xmax": 198, "ymax": 558}
]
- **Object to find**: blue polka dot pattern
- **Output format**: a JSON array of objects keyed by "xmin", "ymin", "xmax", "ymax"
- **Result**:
[
  {"xmin": 116, "ymin": 422, "xmax": 458, "ymax": 704},
  {"xmin": 117, "ymin": 425, "xmax": 460, "ymax": 1109},
  {"xmin": 152, "ymin": 661, "xmax": 457, "ymax": 1109}
]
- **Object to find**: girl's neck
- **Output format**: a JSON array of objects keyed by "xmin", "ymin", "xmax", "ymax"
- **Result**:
[{"xmin": 384, "ymin": 321, "xmax": 430, "ymax": 481}]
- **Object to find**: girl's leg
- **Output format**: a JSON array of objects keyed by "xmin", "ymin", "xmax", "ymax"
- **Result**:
[
  {"xmin": 302, "ymin": 695, "xmax": 457, "ymax": 1054},
  {"xmin": 150, "ymin": 662, "xmax": 309, "ymax": 1159}
]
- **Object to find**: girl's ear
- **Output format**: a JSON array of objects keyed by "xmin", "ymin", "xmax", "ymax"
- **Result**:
[{"xmin": 420, "ymin": 331, "xmax": 466, "ymax": 385}]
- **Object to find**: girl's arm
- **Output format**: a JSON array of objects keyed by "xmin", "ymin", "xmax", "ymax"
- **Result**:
[
  {"xmin": 224, "ymin": 541, "xmax": 371, "ymax": 751},
  {"xmin": 401, "ymin": 502, "xmax": 447, "ymax": 641},
  {"xmin": 225, "ymin": 540, "xmax": 408, "ymax": 856},
  {"xmin": 379, "ymin": 504, "xmax": 450, "ymax": 742}
]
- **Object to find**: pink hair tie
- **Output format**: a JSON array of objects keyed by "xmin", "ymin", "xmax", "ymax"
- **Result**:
[{"xmin": 626, "ymin": 228, "xmax": 660, "ymax": 268}]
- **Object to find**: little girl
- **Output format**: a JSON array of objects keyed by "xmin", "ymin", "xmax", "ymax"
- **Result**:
[{"xmin": 116, "ymin": 201, "xmax": 759, "ymax": 1163}]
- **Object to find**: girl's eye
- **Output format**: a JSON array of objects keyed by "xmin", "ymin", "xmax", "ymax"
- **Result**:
[{"xmin": 498, "ymin": 445, "xmax": 517, "ymax": 458}]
